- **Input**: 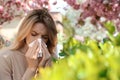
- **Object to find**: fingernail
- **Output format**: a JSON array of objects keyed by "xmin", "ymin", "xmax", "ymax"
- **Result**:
[
  {"xmin": 32, "ymin": 55, "xmax": 36, "ymax": 59},
  {"xmin": 45, "ymin": 44, "xmax": 47, "ymax": 47}
]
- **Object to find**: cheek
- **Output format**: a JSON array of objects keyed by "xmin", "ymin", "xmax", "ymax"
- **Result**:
[
  {"xmin": 43, "ymin": 39, "xmax": 48, "ymax": 43},
  {"xmin": 25, "ymin": 34, "xmax": 37, "ymax": 45}
]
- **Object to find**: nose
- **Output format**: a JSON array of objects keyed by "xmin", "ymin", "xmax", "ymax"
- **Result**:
[
  {"xmin": 37, "ymin": 36, "xmax": 43, "ymax": 41},
  {"xmin": 38, "ymin": 35, "xmax": 42, "ymax": 39}
]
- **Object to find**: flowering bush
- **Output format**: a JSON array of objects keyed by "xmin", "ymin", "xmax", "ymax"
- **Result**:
[{"xmin": 34, "ymin": 22, "xmax": 120, "ymax": 80}]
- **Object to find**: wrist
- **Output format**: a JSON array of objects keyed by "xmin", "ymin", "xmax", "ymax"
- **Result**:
[
  {"xmin": 22, "ymin": 67, "xmax": 37, "ymax": 80},
  {"xmin": 27, "ymin": 67, "xmax": 37, "ymax": 72}
]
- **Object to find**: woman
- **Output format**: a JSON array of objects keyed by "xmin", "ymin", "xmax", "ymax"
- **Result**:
[{"xmin": 0, "ymin": 8, "xmax": 57, "ymax": 80}]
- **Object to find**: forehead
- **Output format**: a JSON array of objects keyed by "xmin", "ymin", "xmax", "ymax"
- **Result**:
[{"xmin": 32, "ymin": 23, "xmax": 47, "ymax": 34}]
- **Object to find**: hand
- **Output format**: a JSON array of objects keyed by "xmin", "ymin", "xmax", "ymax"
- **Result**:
[
  {"xmin": 38, "ymin": 40, "xmax": 52, "ymax": 67},
  {"xmin": 25, "ymin": 40, "xmax": 40, "ymax": 69}
]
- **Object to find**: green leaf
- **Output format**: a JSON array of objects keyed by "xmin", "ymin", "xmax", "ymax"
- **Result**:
[
  {"xmin": 104, "ymin": 21, "xmax": 115, "ymax": 34},
  {"xmin": 114, "ymin": 33, "xmax": 120, "ymax": 46},
  {"xmin": 99, "ymin": 68, "xmax": 108, "ymax": 78}
]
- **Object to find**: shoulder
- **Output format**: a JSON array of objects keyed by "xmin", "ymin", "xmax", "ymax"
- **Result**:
[
  {"xmin": 0, "ymin": 48, "xmax": 17, "ymax": 60},
  {"xmin": 0, "ymin": 48, "xmax": 16, "ymax": 77},
  {"xmin": 0, "ymin": 48, "xmax": 19, "ymax": 69},
  {"xmin": 0, "ymin": 48, "xmax": 14, "ymax": 56}
]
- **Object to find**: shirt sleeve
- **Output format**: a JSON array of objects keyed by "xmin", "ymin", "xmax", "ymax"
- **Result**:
[{"xmin": 0, "ymin": 55, "xmax": 12, "ymax": 80}]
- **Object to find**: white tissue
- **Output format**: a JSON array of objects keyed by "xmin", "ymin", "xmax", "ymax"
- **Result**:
[
  {"xmin": 29, "ymin": 41, "xmax": 35, "ymax": 47},
  {"xmin": 28, "ymin": 38, "xmax": 43, "ymax": 57},
  {"xmin": 37, "ymin": 38, "xmax": 42, "ymax": 57}
]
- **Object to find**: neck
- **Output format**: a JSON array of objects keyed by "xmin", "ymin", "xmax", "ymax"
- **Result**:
[{"xmin": 19, "ymin": 44, "xmax": 28, "ymax": 54}]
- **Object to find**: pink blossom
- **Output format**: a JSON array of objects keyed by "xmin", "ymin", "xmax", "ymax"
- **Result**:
[{"xmin": 0, "ymin": 6, "xmax": 4, "ymax": 14}]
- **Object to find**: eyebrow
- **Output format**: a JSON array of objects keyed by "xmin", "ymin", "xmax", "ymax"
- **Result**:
[
  {"xmin": 32, "ymin": 30, "xmax": 48, "ymax": 36},
  {"xmin": 31, "ymin": 31, "xmax": 39, "ymax": 34}
]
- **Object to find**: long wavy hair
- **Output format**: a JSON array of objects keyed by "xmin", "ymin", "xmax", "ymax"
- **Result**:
[{"xmin": 10, "ymin": 8, "xmax": 57, "ymax": 54}]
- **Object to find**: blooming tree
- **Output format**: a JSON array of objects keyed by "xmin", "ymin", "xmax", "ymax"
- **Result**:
[
  {"xmin": 0, "ymin": 0, "xmax": 50, "ymax": 25},
  {"xmin": 64, "ymin": 0, "xmax": 120, "ymax": 31}
]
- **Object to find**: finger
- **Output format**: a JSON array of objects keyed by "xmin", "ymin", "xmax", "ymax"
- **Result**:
[
  {"xmin": 38, "ymin": 57, "xmax": 46, "ymax": 67},
  {"xmin": 41, "ymin": 45, "xmax": 50, "ymax": 60},
  {"xmin": 26, "ymin": 40, "xmax": 39, "ymax": 58},
  {"xmin": 41, "ymin": 45, "xmax": 51, "ymax": 60},
  {"xmin": 32, "ymin": 47, "xmax": 40, "ymax": 59},
  {"xmin": 41, "ymin": 41, "xmax": 49, "ymax": 54},
  {"xmin": 38, "ymin": 49, "xmax": 49, "ymax": 67},
  {"xmin": 44, "ymin": 58, "xmax": 52, "ymax": 67},
  {"xmin": 31, "ymin": 40, "xmax": 39, "ymax": 52},
  {"xmin": 39, "ymin": 55, "xmax": 52, "ymax": 67},
  {"xmin": 41, "ymin": 40, "xmax": 47, "ymax": 48},
  {"xmin": 38, "ymin": 40, "xmax": 51, "ymax": 67},
  {"xmin": 29, "ymin": 41, "xmax": 38, "ymax": 58}
]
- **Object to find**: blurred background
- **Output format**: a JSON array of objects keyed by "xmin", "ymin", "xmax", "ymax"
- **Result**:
[{"xmin": 0, "ymin": 0, "xmax": 120, "ymax": 80}]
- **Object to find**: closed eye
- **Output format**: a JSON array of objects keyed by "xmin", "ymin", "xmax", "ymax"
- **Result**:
[
  {"xmin": 31, "ymin": 31, "xmax": 38, "ymax": 36},
  {"xmin": 42, "ymin": 35, "xmax": 48, "ymax": 40}
]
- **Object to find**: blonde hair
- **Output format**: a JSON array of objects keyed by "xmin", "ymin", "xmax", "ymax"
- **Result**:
[{"xmin": 11, "ymin": 8, "xmax": 57, "ymax": 54}]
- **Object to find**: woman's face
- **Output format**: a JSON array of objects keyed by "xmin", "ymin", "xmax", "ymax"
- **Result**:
[{"xmin": 26, "ymin": 22, "xmax": 48, "ymax": 45}]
